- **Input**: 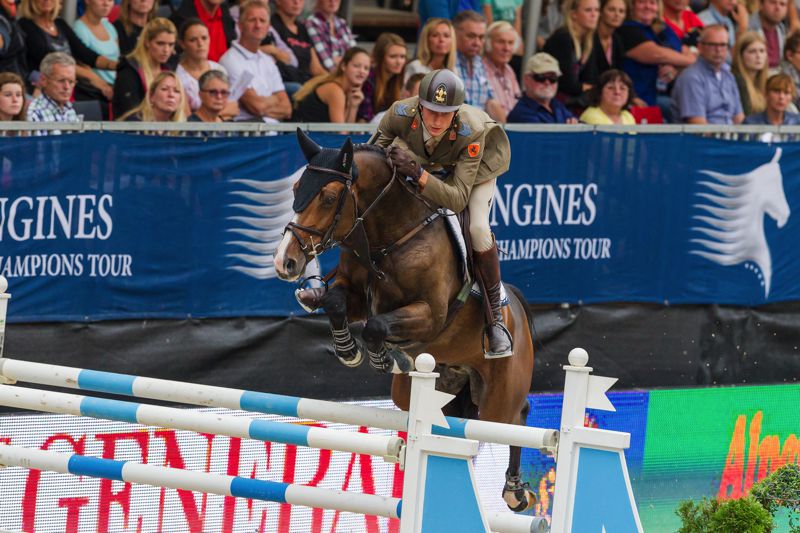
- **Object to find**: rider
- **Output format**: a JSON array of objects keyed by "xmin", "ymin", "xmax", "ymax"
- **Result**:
[{"xmin": 374, "ymin": 69, "xmax": 513, "ymax": 358}]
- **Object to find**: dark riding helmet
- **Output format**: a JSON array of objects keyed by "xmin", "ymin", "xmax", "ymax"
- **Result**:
[{"xmin": 418, "ymin": 69, "xmax": 465, "ymax": 113}]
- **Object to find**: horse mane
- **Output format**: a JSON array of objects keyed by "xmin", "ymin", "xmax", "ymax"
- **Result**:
[{"xmin": 354, "ymin": 143, "xmax": 387, "ymax": 156}]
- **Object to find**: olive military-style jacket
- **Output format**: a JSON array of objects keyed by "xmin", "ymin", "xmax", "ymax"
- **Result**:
[{"xmin": 375, "ymin": 96, "xmax": 511, "ymax": 213}]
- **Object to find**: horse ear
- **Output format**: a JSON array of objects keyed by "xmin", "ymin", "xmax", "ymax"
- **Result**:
[
  {"xmin": 335, "ymin": 137, "xmax": 354, "ymax": 173},
  {"xmin": 296, "ymin": 127, "xmax": 322, "ymax": 161}
]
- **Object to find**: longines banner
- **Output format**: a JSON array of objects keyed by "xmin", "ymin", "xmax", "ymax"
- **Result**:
[{"xmin": 0, "ymin": 132, "xmax": 796, "ymax": 321}]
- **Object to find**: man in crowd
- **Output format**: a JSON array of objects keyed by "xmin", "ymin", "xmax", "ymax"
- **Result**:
[
  {"xmin": 220, "ymin": 0, "xmax": 292, "ymax": 123},
  {"xmin": 671, "ymin": 25, "xmax": 744, "ymax": 124},
  {"xmin": 698, "ymin": 0, "xmax": 748, "ymax": 49},
  {"xmin": 27, "ymin": 52, "xmax": 79, "ymax": 132},
  {"xmin": 749, "ymin": 0, "xmax": 787, "ymax": 70},
  {"xmin": 453, "ymin": 10, "xmax": 503, "ymax": 121},
  {"xmin": 482, "ymin": 21, "xmax": 521, "ymax": 123},
  {"xmin": 507, "ymin": 53, "xmax": 576, "ymax": 124}
]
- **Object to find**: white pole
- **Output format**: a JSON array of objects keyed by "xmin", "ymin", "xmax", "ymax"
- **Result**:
[{"xmin": 0, "ymin": 276, "xmax": 9, "ymax": 360}]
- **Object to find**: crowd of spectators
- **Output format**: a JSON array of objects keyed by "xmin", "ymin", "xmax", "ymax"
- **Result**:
[{"xmin": 3, "ymin": 0, "xmax": 800, "ymax": 131}]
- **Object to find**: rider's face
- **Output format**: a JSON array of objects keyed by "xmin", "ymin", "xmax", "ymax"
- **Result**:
[{"xmin": 420, "ymin": 106, "xmax": 456, "ymax": 137}]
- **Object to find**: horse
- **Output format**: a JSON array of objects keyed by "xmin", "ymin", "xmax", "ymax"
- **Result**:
[{"xmin": 273, "ymin": 129, "xmax": 536, "ymax": 512}]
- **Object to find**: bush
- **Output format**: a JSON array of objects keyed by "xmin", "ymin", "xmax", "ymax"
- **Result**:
[{"xmin": 750, "ymin": 463, "xmax": 800, "ymax": 533}]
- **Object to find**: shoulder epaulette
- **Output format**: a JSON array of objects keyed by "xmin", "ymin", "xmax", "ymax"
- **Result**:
[
  {"xmin": 395, "ymin": 103, "xmax": 416, "ymax": 117},
  {"xmin": 457, "ymin": 121, "xmax": 471, "ymax": 137}
]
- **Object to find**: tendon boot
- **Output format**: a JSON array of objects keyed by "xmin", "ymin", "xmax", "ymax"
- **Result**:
[{"xmin": 474, "ymin": 242, "xmax": 513, "ymax": 358}]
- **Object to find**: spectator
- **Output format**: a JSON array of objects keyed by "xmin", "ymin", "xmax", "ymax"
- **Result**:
[
  {"xmin": 404, "ymin": 18, "xmax": 456, "ymax": 82},
  {"xmin": 176, "ymin": 18, "xmax": 238, "ymax": 118},
  {"xmin": 618, "ymin": 0, "xmax": 695, "ymax": 112},
  {"xmin": 663, "ymin": 0, "xmax": 704, "ymax": 44},
  {"xmin": 418, "ymin": 0, "xmax": 480, "ymax": 29},
  {"xmin": 454, "ymin": 10, "xmax": 503, "ymax": 119},
  {"xmin": 482, "ymin": 21, "xmax": 521, "ymax": 122},
  {"xmin": 580, "ymin": 68, "xmax": 636, "ymax": 123},
  {"xmin": 537, "ymin": 0, "xmax": 565, "ymax": 49},
  {"xmin": 18, "ymin": 0, "xmax": 117, "ymax": 99},
  {"xmin": 780, "ymin": 31, "xmax": 800, "ymax": 107},
  {"xmin": 372, "ymin": 72, "xmax": 425, "ymax": 124},
  {"xmin": 305, "ymin": 0, "xmax": 356, "ymax": 72},
  {"xmin": 0, "ymin": 0, "xmax": 27, "ymax": 81},
  {"xmin": 748, "ymin": 0, "xmax": 787, "ymax": 69},
  {"xmin": 0, "ymin": 72, "xmax": 26, "ymax": 121},
  {"xmin": 698, "ymin": 0, "xmax": 748, "ymax": 49},
  {"xmin": 293, "ymin": 46, "xmax": 369, "ymax": 122},
  {"xmin": 113, "ymin": 0, "xmax": 157, "ymax": 56},
  {"xmin": 732, "ymin": 31, "xmax": 767, "ymax": 115},
  {"xmin": 359, "ymin": 33, "xmax": 406, "ymax": 122},
  {"xmin": 74, "ymin": 0, "xmax": 120, "ymax": 118},
  {"xmin": 170, "ymin": 0, "xmax": 236, "ymax": 62},
  {"xmin": 120, "ymin": 70, "xmax": 186, "ymax": 121},
  {"xmin": 671, "ymin": 24, "xmax": 744, "ymax": 123},
  {"xmin": 219, "ymin": 0, "xmax": 291, "ymax": 122},
  {"xmin": 271, "ymin": 0, "xmax": 326, "ymax": 86},
  {"xmin": 744, "ymin": 72, "xmax": 800, "ymax": 123},
  {"xmin": 543, "ymin": 0, "xmax": 600, "ymax": 110},
  {"xmin": 507, "ymin": 52, "xmax": 578, "ymax": 123},
  {"xmin": 594, "ymin": 0, "xmax": 626, "ymax": 76},
  {"xmin": 188, "ymin": 69, "xmax": 231, "ymax": 122},
  {"xmin": 113, "ymin": 17, "xmax": 176, "ymax": 119},
  {"xmin": 482, "ymin": 0, "xmax": 523, "ymax": 65},
  {"xmin": 26, "ymin": 52, "xmax": 79, "ymax": 132}
]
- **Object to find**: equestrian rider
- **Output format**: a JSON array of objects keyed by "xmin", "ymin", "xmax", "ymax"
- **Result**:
[{"xmin": 374, "ymin": 68, "xmax": 513, "ymax": 358}]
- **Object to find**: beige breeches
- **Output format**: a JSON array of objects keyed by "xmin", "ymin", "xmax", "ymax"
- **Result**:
[{"xmin": 468, "ymin": 178, "xmax": 495, "ymax": 252}]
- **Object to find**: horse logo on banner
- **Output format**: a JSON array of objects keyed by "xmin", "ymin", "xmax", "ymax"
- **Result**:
[
  {"xmin": 690, "ymin": 148, "xmax": 790, "ymax": 298},
  {"xmin": 225, "ymin": 167, "xmax": 321, "ymax": 280}
]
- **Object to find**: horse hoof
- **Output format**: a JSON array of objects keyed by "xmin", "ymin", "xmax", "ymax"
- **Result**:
[
  {"xmin": 386, "ymin": 348, "xmax": 414, "ymax": 374},
  {"xmin": 502, "ymin": 484, "xmax": 536, "ymax": 513},
  {"xmin": 327, "ymin": 346, "xmax": 364, "ymax": 368}
]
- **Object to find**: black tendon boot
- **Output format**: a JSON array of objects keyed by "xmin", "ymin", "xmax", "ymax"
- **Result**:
[{"xmin": 474, "ymin": 241, "xmax": 513, "ymax": 358}]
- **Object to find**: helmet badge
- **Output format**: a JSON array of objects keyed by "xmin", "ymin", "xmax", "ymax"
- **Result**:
[{"xmin": 434, "ymin": 84, "xmax": 447, "ymax": 104}]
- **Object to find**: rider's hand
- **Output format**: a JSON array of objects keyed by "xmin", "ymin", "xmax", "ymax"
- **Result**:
[{"xmin": 387, "ymin": 146, "xmax": 423, "ymax": 182}]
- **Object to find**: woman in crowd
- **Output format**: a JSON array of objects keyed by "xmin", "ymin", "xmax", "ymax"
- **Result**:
[
  {"xmin": 594, "ymin": 0, "xmax": 626, "ymax": 75},
  {"xmin": 0, "ymin": 0, "xmax": 28, "ymax": 82},
  {"xmin": 0, "ymin": 72, "xmax": 26, "ymax": 121},
  {"xmin": 732, "ymin": 32, "xmax": 768, "ymax": 116},
  {"xmin": 113, "ymin": 0, "xmax": 158, "ymax": 56},
  {"xmin": 271, "ymin": 0, "xmax": 326, "ymax": 86},
  {"xmin": 188, "ymin": 69, "xmax": 232, "ymax": 122},
  {"xmin": 537, "ymin": 0, "xmax": 564, "ymax": 49},
  {"xmin": 580, "ymin": 68, "xmax": 637, "ymax": 123},
  {"xmin": 120, "ymin": 70, "xmax": 185, "ymax": 121},
  {"xmin": 293, "ymin": 46, "xmax": 370, "ymax": 123},
  {"xmin": 482, "ymin": 21, "xmax": 521, "ymax": 121},
  {"xmin": 543, "ymin": 0, "xmax": 600, "ymax": 109},
  {"xmin": 617, "ymin": 0, "xmax": 695, "ymax": 112},
  {"xmin": 176, "ymin": 19, "xmax": 238, "ymax": 119},
  {"xmin": 113, "ymin": 17, "xmax": 176, "ymax": 119},
  {"xmin": 744, "ymin": 73, "xmax": 800, "ymax": 124},
  {"xmin": 404, "ymin": 18, "xmax": 456, "ymax": 82},
  {"xmin": 662, "ymin": 0, "xmax": 703, "ymax": 44},
  {"xmin": 18, "ymin": 0, "xmax": 117, "ymax": 99},
  {"xmin": 358, "ymin": 32, "xmax": 406, "ymax": 122},
  {"xmin": 305, "ymin": 0, "xmax": 356, "ymax": 72},
  {"xmin": 74, "ymin": 0, "xmax": 120, "ymax": 118},
  {"xmin": 780, "ymin": 31, "xmax": 800, "ymax": 108}
]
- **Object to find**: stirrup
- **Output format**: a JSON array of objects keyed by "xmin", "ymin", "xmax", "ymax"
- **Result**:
[{"xmin": 482, "ymin": 321, "xmax": 513, "ymax": 359}]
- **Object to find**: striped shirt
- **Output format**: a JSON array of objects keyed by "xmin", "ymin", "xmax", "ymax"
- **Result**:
[
  {"xmin": 26, "ymin": 94, "xmax": 79, "ymax": 135},
  {"xmin": 304, "ymin": 12, "xmax": 355, "ymax": 71}
]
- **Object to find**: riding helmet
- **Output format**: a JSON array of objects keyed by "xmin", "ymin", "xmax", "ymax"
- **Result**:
[{"xmin": 418, "ymin": 69, "xmax": 465, "ymax": 113}]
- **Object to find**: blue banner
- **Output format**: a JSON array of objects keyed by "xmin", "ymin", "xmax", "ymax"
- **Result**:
[{"xmin": 0, "ymin": 132, "xmax": 796, "ymax": 322}]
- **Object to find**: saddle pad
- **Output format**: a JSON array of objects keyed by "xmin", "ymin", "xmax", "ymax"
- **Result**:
[{"xmin": 442, "ymin": 211, "xmax": 509, "ymax": 307}]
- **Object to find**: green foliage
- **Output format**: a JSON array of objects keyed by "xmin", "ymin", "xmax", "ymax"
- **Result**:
[
  {"xmin": 677, "ymin": 464, "xmax": 800, "ymax": 533},
  {"xmin": 676, "ymin": 496, "xmax": 773, "ymax": 533},
  {"xmin": 750, "ymin": 463, "xmax": 800, "ymax": 533}
]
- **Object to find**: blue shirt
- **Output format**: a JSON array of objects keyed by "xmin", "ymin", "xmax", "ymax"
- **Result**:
[
  {"xmin": 618, "ymin": 20, "xmax": 681, "ymax": 106},
  {"xmin": 743, "ymin": 111, "xmax": 800, "ymax": 125},
  {"xmin": 670, "ymin": 58, "xmax": 743, "ymax": 124},
  {"xmin": 456, "ymin": 51, "xmax": 494, "ymax": 109},
  {"xmin": 507, "ymin": 94, "xmax": 575, "ymax": 124}
]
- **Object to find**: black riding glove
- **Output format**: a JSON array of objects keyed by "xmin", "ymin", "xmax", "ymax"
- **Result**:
[{"xmin": 388, "ymin": 146, "xmax": 423, "ymax": 183}]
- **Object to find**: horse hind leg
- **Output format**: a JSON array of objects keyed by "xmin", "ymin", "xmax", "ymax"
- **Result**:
[
  {"xmin": 321, "ymin": 285, "xmax": 363, "ymax": 367},
  {"xmin": 502, "ymin": 400, "xmax": 537, "ymax": 512},
  {"xmin": 362, "ymin": 315, "xmax": 414, "ymax": 374}
]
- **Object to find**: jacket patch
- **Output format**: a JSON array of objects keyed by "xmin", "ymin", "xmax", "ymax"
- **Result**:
[
  {"xmin": 468, "ymin": 143, "xmax": 480, "ymax": 157},
  {"xmin": 411, "ymin": 118, "xmax": 418, "ymax": 130},
  {"xmin": 395, "ymin": 103, "xmax": 415, "ymax": 117},
  {"xmin": 457, "ymin": 122, "xmax": 471, "ymax": 137}
]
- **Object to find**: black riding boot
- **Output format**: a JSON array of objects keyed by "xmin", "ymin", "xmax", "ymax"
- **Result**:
[{"xmin": 474, "ymin": 241, "xmax": 513, "ymax": 358}]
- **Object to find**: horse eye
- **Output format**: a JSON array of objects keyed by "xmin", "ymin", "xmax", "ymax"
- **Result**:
[{"xmin": 321, "ymin": 193, "xmax": 337, "ymax": 206}]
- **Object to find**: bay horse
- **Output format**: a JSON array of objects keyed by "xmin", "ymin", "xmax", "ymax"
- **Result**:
[{"xmin": 273, "ymin": 129, "xmax": 536, "ymax": 512}]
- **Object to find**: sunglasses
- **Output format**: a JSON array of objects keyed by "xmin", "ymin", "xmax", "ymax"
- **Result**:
[
  {"xmin": 201, "ymin": 89, "xmax": 231, "ymax": 97},
  {"xmin": 531, "ymin": 73, "xmax": 559, "ymax": 84}
]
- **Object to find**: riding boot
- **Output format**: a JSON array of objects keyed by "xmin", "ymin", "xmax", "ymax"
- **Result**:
[
  {"xmin": 295, "ymin": 286, "xmax": 328, "ymax": 313},
  {"xmin": 474, "ymin": 241, "xmax": 513, "ymax": 358}
]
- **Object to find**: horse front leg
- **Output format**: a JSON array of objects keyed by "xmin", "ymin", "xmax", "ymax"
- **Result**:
[
  {"xmin": 362, "ymin": 301, "xmax": 438, "ymax": 374},
  {"xmin": 320, "ymin": 284, "xmax": 365, "ymax": 368}
]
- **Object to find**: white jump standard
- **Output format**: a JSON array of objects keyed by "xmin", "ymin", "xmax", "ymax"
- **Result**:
[{"xmin": 0, "ymin": 275, "xmax": 642, "ymax": 533}]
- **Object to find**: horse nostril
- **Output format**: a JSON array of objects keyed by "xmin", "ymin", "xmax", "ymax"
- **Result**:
[{"xmin": 285, "ymin": 258, "xmax": 296, "ymax": 274}]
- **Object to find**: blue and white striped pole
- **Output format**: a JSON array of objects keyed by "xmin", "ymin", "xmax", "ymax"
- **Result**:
[
  {"xmin": 0, "ymin": 444, "xmax": 538, "ymax": 533},
  {"xmin": 0, "ymin": 358, "xmax": 558, "ymax": 452},
  {"xmin": 0, "ymin": 385, "xmax": 403, "ymax": 460}
]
